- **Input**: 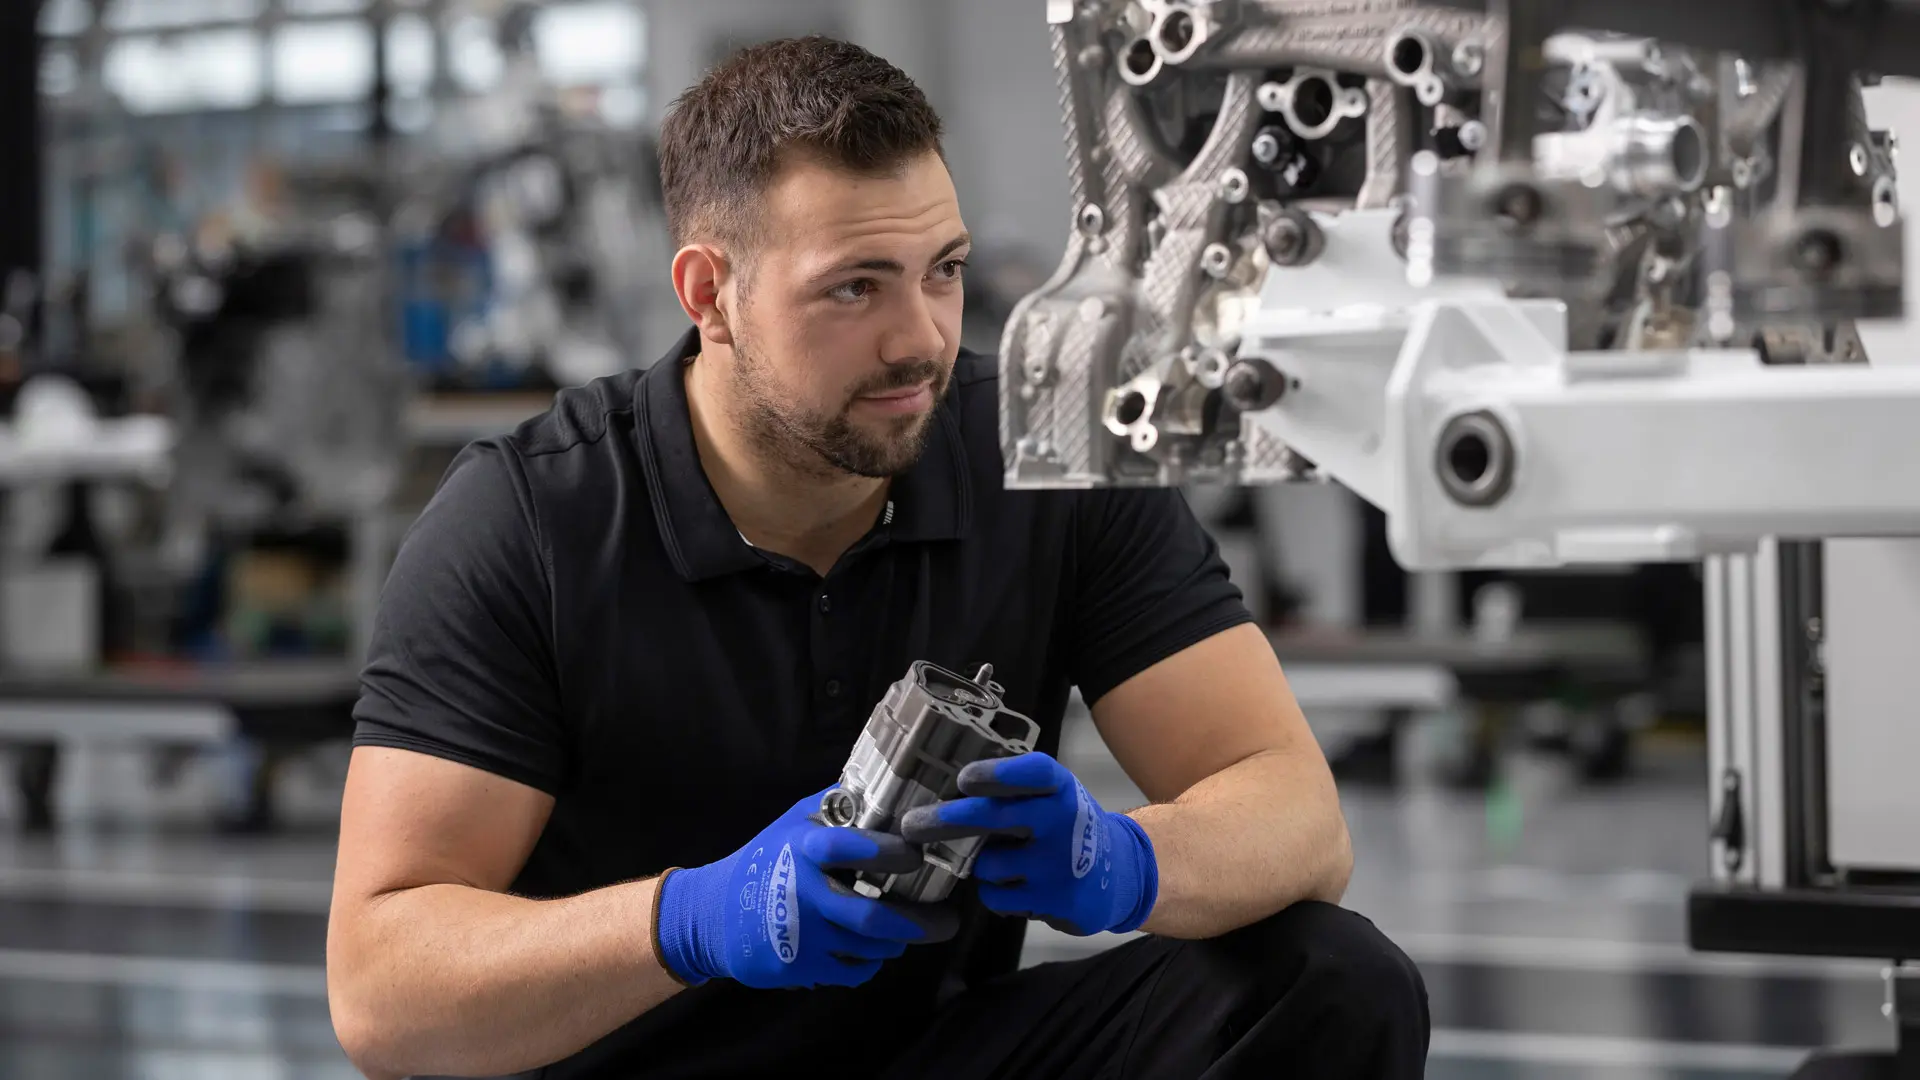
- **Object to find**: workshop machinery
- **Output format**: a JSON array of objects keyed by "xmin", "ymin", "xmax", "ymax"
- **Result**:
[{"xmin": 1003, "ymin": 1, "xmax": 1920, "ymax": 1074}]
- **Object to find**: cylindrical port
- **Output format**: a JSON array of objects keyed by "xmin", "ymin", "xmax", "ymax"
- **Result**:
[
  {"xmin": 1282, "ymin": 73, "xmax": 1340, "ymax": 140},
  {"xmin": 820, "ymin": 787, "xmax": 859, "ymax": 828},
  {"xmin": 1385, "ymin": 30, "xmax": 1434, "ymax": 87},
  {"xmin": 1155, "ymin": 5, "xmax": 1199, "ymax": 61},
  {"xmin": 1435, "ymin": 411, "xmax": 1516, "ymax": 507},
  {"xmin": 1789, "ymin": 228, "xmax": 1846, "ymax": 280},
  {"xmin": 1490, "ymin": 182, "xmax": 1545, "ymax": 229},
  {"xmin": 1112, "ymin": 389, "xmax": 1149, "ymax": 428},
  {"xmin": 1609, "ymin": 115, "xmax": 1709, "ymax": 195},
  {"xmin": 1223, "ymin": 359, "xmax": 1288, "ymax": 412},
  {"xmin": 1200, "ymin": 242, "xmax": 1235, "ymax": 279},
  {"xmin": 1120, "ymin": 37, "xmax": 1161, "ymax": 85}
]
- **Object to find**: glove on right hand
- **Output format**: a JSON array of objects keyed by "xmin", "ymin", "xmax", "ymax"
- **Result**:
[{"xmin": 654, "ymin": 790, "xmax": 960, "ymax": 989}]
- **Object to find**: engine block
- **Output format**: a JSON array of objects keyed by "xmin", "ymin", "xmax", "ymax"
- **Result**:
[{"xmin": 1002, "ymin": 0, "xmax": 1906, "ymax": 494}]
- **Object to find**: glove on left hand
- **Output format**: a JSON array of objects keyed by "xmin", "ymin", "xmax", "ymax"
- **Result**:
[{"xmin": 901, "ymin": 751, "xmax": 1158, "ymax": 936}]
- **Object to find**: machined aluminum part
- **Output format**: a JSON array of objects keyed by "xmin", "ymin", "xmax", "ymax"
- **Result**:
[
  {"xmin": 1004, "ymin": 0, "xmax": 1904, "ymax": 496},
  {"xmin": 821, "ymin": 662, "xmax": 1039, "ymax": 904}
]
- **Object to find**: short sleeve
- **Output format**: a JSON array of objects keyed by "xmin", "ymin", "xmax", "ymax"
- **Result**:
[
  {"xmin": 1067, "ymin": 487, "xmax": 1255, "ymax": 706},
  {"xmin": 353, "ymin": 440, "xmax": 567, "ymax": 795}
]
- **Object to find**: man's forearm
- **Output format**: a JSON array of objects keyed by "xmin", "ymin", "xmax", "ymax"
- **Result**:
[
  {"xmin": 329, "ymin": 876, "xmax": 684, "ymax": 1078},
  {"xmin": 1126, "ymin": 749, "xmax": 1352, "ymax": 939}
]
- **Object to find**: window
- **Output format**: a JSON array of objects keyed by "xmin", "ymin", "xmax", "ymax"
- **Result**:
[
  {"xmin": 534, "ymin": 2, "xmax": 647, "ymax": 87},
  {"xmin": 38, "ymin": 0, "xmax": 93, "ymax": 37},
  {"xmin": 282, "ymin": 0, "xmax": 369, "ymax": 13},
  {"xmin": 102, "ymin": 0, "xmax": 263, "ymax": 32},
  {"xmin": 271, "ymin": 20, "xmax": 375, "ymax": 104},
  {"xmin": 385, "ymin": 14, "xmax": 436, "ymax": 97},
  {"xmin": 447, "ymin": 15, "xmax": 504, "ymax": 93},
  {"xmin": 104, "ymin": 31, "xmax": 264, "ymax": 113}
]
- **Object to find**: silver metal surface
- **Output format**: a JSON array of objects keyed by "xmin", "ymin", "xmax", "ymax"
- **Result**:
[
  {"xmin": 1004, "ymin": 0, "xmax": 1907, "ymax": 493},
  {"xmin": 1821, "ymin": 540, "xmax": 1920, "ymax": 873},
  {"xmin": 823, "ymin": 662, "xmax": 1039, "ymax": 903}
]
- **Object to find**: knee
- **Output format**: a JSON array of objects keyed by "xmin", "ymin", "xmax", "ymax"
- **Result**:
[{"xmin": 1200, "ymin": 902, "xmax": 1429, "ymax": 1033}]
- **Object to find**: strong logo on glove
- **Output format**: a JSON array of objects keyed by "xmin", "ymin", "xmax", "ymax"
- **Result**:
[
  {"xmin": 765, "ymin": 844, "xmax": 800, "ymax": 963},
  {"xmin": 1071, "ymin": 782, "xmax": 1098, "ymax": 880}
]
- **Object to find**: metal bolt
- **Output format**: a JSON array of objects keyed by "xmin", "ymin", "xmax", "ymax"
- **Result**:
[
  {"xmin": 1458, "ymin": 120, "xmax": 1487, "ymax": 152},
  {"xmin": 1195, "ymin": 348, "xmax": 1231, "ymax": 389},
  {"xmin": 1492, "ymin": 183, "xmax": 1544, "ymax": 227},
  {"xmin": 1266, "ymin": 217, "xmax": 1304, "ymax": 261},
  {"xmin": 1078, "ymin": 203, "xmax": 1106, "ymax": 235},
  {"xmin": 1262, "ymin": 209, "xmax": 1323, "ymax": 267},
  {"xmin": 1252, "ymin": 130, "xmax": 1283, "ymax": 165},
  {"xmin": 1201, "ymin": 242, "xmax": 1234, "ymax": 278},
  {"xmin": 1451, "ymin": 40, "xmax": 1485, "ymax": 78},
  {"xmin": 1791, "ymin": 230, "xmax": 1844, "ymax": 277},
  {"xmin": 1851, "ymin": 143, "xmax": 1870, "ymax": 177},
  {"xmin": 1224, "ymin": 359, "xmax": 1287, "ymax": 411},
  {"xmin": 1257, "ymin": 81, "xmax": 1287, "ymax": 112},
  {"xmin": 1219, "ymin": 167, "xmax": 1251, "ymax": 204}
]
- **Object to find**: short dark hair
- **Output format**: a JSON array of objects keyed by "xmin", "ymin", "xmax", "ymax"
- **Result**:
[{"xmin": 657, "ymin": 36, "xmax": 945, "ymax": 255}]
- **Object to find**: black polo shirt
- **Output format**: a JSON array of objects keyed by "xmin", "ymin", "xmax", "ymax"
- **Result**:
[{"xmin": 353, "ymin": 328, "xmax": 1252, "ymax": 1078}]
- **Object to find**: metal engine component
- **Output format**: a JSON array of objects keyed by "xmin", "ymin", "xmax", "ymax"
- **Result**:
[
  {"xmin": 1002, "ymin": 0, "xmax": 1917, "ymax": 569},
  {"xmin": 819, "ymin": 661, "xmax": 1039, "ymax": 903}
]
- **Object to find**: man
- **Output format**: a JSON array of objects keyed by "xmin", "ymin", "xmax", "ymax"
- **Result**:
[{"xmin": 327, "ymin": 36, "xmax": 1427, "ymax": 1080}]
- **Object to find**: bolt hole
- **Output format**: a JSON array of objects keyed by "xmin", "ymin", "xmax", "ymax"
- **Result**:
[
  {"xmin": 1671, "ymin": 121, "xmax": 1707, "ymax": 191},
  {"xmin": 1292, "ymin": 75, "xmax": 1335, "ymax": 130},
  {"xmin": 821, "ymin": 789, "xmax": 858, "ymax": 828},
  {"xmin": 1447, "ymin": 430, "xmax": 1492, "ymax": 486},
  {"xmin": 1493, "ymin": 183, "xmax": 1544, "ymax": 227},
  {"xmin": 1391, "ymin": 35, "xmax": 1428, "ymax": 78},
  {"xmin": 990, "ymin": 713, "xmax": 1029, "ymax": 741},
  {"xmin": 1160, "ymin": 8, "xmax": 1195, "ymax": 53},
  {"xmin": 1115, "ymin": 391, "xmax": 1149, "ymax": 426},
  {"xmin": 1125, "ymin": 38, "xmax": 1158, "ymax": 77}
]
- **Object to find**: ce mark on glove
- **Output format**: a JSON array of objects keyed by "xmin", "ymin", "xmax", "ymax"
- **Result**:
[
  {"xmin": 655, "ymin": 791, "xmax": 960, "ymax": 990},
  {"xmin": 902, "ymin": 752, "xmax": 1160, "ymax": 937}
]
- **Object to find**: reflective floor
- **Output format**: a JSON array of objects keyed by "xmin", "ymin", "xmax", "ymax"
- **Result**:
[{"xmin": 0, "ymin": 713, "xmax": 1894, "ymax": 1078}]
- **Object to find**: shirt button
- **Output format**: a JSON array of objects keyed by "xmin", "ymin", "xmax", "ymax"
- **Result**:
[
  {"xmin": 818, "ymin": 594, "xmax": 832, "ymax": 614},
  {"xmin": 824, "ymin": 679, "xmax": 843, "ymax": 699}
]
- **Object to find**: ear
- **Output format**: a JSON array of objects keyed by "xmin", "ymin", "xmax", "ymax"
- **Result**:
[{"xmin": 671, "ymin": 244, "xmax": 736, "ymax": 347}]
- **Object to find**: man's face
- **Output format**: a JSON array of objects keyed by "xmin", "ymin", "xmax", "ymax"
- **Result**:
[{"xmin": 724, "ymin": 150, "xmax": 968, "ymax": 479}]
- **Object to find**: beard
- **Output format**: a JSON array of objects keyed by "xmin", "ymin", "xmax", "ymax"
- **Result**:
[{"xmin": 729, "ymin": 330, "xmax": 950, "ymax": 479}]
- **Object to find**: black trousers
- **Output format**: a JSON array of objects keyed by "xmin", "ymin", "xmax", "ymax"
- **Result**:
[{"xmin": 876, "ymin": 902, "xmax": 1430, "ymax": 1080}]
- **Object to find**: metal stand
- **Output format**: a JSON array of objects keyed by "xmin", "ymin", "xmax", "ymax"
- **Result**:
[{"xmin": 1697, "ymin": 539, "xmax": 1920, "ymax": 1078}]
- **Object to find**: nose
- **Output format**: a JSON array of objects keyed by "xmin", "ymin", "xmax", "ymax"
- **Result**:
[{"xmin": 882, "ymin": 284, "xmax": 949, "ymax": 367}]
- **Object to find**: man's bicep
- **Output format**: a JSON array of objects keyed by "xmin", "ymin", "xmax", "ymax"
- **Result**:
[
  {"xmin": 1090, "ymin": 622, "xmax": 1314, "ymax": 804},
  {"xmin": 334, "ymin": 746, "xmax": 554, "ymax": 902}
]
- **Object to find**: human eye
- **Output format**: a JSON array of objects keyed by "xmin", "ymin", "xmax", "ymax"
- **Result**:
[
  {"xmin": 828, "ymin": 279, "xmax": 876, "ymax": 303},
  {"xmin": 930, "ymin": 258, "xmax": 969, "ymax": 284}
]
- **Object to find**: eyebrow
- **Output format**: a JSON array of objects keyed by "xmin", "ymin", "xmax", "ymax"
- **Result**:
[{"xmin": 809, "ymin": 233, "xmax": 972, "ymax": 286}]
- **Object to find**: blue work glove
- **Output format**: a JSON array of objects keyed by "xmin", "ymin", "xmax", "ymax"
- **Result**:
[
  {"xmin": 900, "ymin": 752, "xmax": 1158, "ymax": 937},
  {"xmin": 654, "ymin": 790, "xmax": 960, "ymax": 989}
]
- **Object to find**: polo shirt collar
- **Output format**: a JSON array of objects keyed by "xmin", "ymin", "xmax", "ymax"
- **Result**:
[{"xmin": 635, "ymin": 328, "xmax": 972, "ymax": 583}]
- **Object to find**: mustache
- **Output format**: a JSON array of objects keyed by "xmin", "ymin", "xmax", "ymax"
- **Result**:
[{"xmin": 850, "ymin": 360, "xmax": 948, "ymax": 398}]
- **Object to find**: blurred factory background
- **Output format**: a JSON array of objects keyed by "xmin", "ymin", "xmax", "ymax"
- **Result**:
[{"xmin": 0, "ymin": 1, "xmax": 1916, "ymax": 1078}]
